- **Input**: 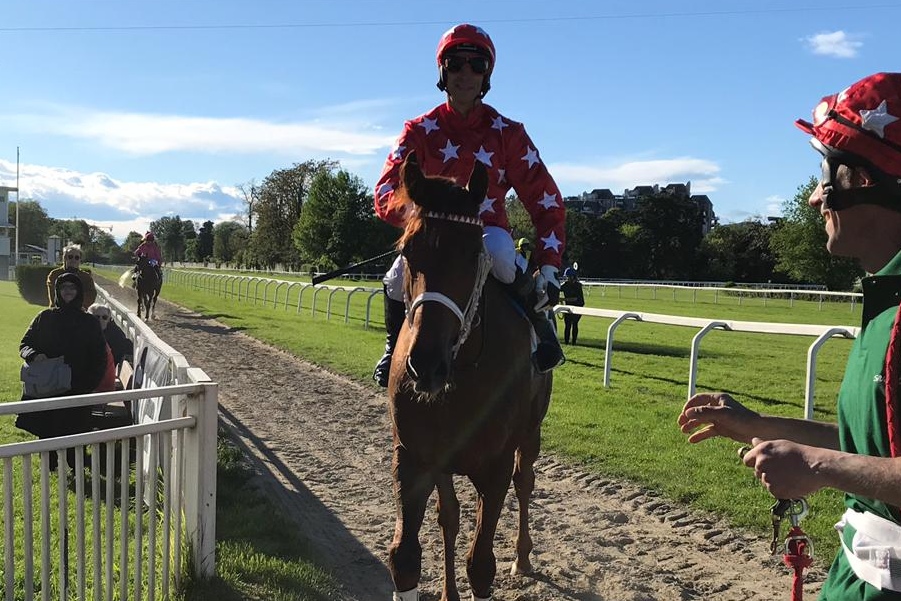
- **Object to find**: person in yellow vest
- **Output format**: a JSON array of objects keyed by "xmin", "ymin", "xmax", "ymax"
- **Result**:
[{"xmin": 46, "ymin": 244, "xmax": 96, "ymax": 310}]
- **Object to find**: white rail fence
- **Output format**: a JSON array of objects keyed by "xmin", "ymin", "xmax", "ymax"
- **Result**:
[
  {"xmin": 553, "ymin": 306, "xmax": 858, "ymax": 419},
  {"xmin": 166, "ymin": 268, "xmax": 383, "ymax": 327},
  {"xmin": 1, "ymin": 284, "xmax": 218, "ymax": 600},
  {"xmin": 582, "ymin": 281, "xmax": 862, "ymax": 311}
]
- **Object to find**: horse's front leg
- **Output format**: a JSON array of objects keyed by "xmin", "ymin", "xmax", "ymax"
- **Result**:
[
  {"xmin": 436, "ymin": 474, "xmax": 461, "ymax": 601},
  {"xmin": 510, "ymin": 429, "xmax": 540, "ymax": 575},
  {"xmin": 388, "ymin": 443, "xmax": 434, "ymax": 600},
  {"xmin": 467, "ymin": 454, "xmax": 514, "ymax": 600}
]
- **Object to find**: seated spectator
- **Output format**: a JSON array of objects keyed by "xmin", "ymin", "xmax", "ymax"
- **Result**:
[
  {"xmin": 88, "ymin": 303, "xmax": 134, "ymax": 368},
  {"xmin": 46, "ymin": 244, "xmax": 97, "ymax": 310},
  {"xmin": 17, "ymin": 272, "xmax": 108, "ymax": 469}
]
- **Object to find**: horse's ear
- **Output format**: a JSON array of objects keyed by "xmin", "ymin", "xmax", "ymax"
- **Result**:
[
  {"xmin": 401, "ymin": 152, "xmax": 424, "ymax": 204},
  {"xmin": 466, "ymin": 161, "xmax": 488, "ymax": 202}
]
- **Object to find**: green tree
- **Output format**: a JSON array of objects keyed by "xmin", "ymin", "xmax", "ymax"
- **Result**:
[
  {"xmin": 195, "ymin": 220, "xmax": 214, "ymax": 262},
  {"xmin": 700, "ymin": 220, "xmax": 782, "ymax": 283},
  {"xmin": 213, "ymin": 221, "xmax": 249, "ymax": 264},
  {"xmin": 122, "ymin": 231, "xmax": 143, "ymax": 254},
  {"xmin": 8, "ymin": 199, "xmax": 52, "ymax": 247},
  {"xmin": 150, "ymin": 216, "xmax": 189, "ymax": 262},
  {"xmin": 770, "ymin": 176, "xmax": 863, "ymax": 289},
  {"xmin": 250, "ymin": 159, "xmax": 337, "ymax": 269},
  {"xmin": 633, "ymin": 194, "xmax": 704, "ymax": 279},
  {"xmin": 293, "ymin": 168, "xmax": 391, "ymax": 271}
]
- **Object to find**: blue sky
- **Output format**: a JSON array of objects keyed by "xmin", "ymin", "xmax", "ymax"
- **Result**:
[{"xmin": 1, "ymin": 0, "xmax": 898, "ymax": 242}]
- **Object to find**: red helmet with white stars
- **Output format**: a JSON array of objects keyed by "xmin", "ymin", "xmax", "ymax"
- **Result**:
[
  {"xmin": 435, "ymin": 24, "xmax": 496, "ymax": 98},
  {"xmin": 796, "ymin": 73, "xmax": 901, "ymax": 209},
  {"xmin": 796, "ymin": 73, "xmax": 901, "ymax": 175}
]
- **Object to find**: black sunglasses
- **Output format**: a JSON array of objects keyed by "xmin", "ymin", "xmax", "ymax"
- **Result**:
[
  {"xmin": 66, "ymin": 254, "xmax": 81, "ymax": 260},
  {"xmin": 94, "ymin": 314, "xmax": 110, "ymax": 321},
  {"xmin": 443, "ymin": 55, "xmax": 490, "ymax": 75}
]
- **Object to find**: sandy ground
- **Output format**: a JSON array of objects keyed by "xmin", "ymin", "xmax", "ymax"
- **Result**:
[{"xmin": 102, "ymin": 282, "xmax": 828, "ymax": 601}]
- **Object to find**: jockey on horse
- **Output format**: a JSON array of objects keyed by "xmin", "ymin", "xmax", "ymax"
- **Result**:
[
  {"xmin": 371, "ymin": 23, "xmax": 567, "ymax": 387},
  {"xmin": 132, "ymin": 231, "xmax": 163, "ymax": 285}
]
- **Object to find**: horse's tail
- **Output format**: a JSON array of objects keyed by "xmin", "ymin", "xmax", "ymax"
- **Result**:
[{"xmin": 117, "ymin": 269, "xmax": 133, "ymax": 289}]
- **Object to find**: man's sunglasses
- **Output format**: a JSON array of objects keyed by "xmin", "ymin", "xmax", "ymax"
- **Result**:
[
  {"xmin": 443, "ymin": 55, "xmax": 490, "ymax": 75},
  {"xmin": 66, "ymin": 254, "xmax": 81, "ymax": 260},
  {"xmin": 94, "ymin": 314, "xmax": 111, "ymax": 321}
]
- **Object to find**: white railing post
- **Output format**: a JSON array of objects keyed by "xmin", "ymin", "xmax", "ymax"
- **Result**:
[
  {"xmin": 688, "ymin": 322, "xmax": 731, "ymax": 399},
  {"xmin": 182, "ymin": 377, "xmax": 218, "ymax": 579},
  {"xmin": 805, "ymin": 328, "xmax": 855, "ymax": 420},
  {"xmin": 603, "ymin": 313, "xmax": 642, "ymax": 387}
]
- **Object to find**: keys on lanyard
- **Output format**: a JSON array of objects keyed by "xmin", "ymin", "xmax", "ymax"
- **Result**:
[{"xmin": 770, "ymin": 498, "xmax": 809, "ymax": 554}]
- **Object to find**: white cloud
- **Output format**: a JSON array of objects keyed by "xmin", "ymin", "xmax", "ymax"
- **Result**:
[
  {"xmin": 549, "ymin": 157, "xmax": 725, "ymax": 195},
  {"xmin": 804, "ymin": 31, "xmax": 863, "ymax": 58},
  {"xmin": 5, "ymin": 106, "xmax": 398, "ymax": 157},
  {"xmin": 0, "ymin": 159, "xmax": 244, "ymax": 242}
]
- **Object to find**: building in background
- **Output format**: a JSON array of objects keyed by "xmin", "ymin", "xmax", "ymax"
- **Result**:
[
  {"xmin": 563, "ymin": 181, "xmax": 717, "ymax": 235},
  {"xmin": 0, "ymin": 186, "xmax": 16, "ymax": 279}
]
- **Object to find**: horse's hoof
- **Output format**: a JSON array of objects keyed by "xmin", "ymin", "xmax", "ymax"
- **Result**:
[{"xmin": 510, "ymin": 558, "xmax": 532, "ymax": 575}]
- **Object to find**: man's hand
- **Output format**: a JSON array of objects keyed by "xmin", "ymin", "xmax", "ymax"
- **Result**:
[
  {"xmin": 742, "ymin": 438, "xmax": 830, "ymax": 499},
  {"xmin": 677, "ymin": 392, "xmax": 760, "ymax": 444}
]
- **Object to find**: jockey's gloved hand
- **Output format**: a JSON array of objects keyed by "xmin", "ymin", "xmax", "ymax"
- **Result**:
[{"xmin": 534, "ymin": 265, "xmax": 561, "ymax": 311}]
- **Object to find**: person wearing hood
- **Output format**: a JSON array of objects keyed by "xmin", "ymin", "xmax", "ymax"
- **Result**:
[{"xmin": 16, "ymin": 272, "xmax": 109, "ymax": 465}]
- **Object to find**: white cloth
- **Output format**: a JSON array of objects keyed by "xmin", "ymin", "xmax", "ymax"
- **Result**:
[
  {"xmin": 836, "ymin": 507, "xmax": 901, "ymax": 592},
  {"xmin": 383, "ymin": 226, "xmax": 517, "ymax": 302}
]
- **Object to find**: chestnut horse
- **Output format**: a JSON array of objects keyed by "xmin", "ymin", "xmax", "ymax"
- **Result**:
[{"xmin": 387, "ymin": 154, "xmax": 552, "ymax": 601}]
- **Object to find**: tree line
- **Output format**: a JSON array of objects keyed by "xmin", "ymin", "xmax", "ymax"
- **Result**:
[{"xmin": 7, "ymin": 163, "xmax": 863, "ymax": 291}]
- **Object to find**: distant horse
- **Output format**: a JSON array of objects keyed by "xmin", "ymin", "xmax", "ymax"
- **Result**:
[
  {"xmin": 386, "ymin": 154, "xmax": 552, "ymax": 601},
  {"xmin": 134, "ymin": 255, "xmax": 162, "ymax": 320}
]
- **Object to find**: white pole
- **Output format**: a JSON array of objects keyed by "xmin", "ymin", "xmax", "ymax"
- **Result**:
[{"xmin": 15, "ymin": 147, "xmax": 19, "ymax": 266}]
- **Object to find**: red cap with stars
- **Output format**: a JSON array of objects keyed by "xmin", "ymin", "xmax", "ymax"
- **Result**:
[{"xmin": 795, "ymin": 72, "xmax": 901, "ymax": 178}]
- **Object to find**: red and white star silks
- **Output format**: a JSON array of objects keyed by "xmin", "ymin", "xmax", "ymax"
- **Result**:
[{"xmin": 374, "ymin": 101, "xmax": 566, "ymax": 269}]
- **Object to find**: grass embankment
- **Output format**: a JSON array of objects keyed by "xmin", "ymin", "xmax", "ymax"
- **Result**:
[
  {"xmin": 91, "ymin": 266, "xmax": 859, "ymax": 568},
  {"xmin": 1, "ymin": 280, "xmax": 338, "ymax": 600}
]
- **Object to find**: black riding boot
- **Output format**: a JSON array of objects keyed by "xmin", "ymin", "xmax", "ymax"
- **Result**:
[
  {"xmin": 508, "ymin": 270, "xmax": 565, "ymax": 373},
  {"xmin": 373, "ymin": 286, "xmax": 406, "ymax": 387}
]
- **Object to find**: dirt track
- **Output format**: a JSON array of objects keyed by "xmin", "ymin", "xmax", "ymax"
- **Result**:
[{"xmin": 102, "ymin": 282, "xmax": 827, "ymax": 601}]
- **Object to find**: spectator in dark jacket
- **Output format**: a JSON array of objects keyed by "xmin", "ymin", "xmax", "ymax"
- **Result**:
[
  {"xmin": 88, "ymin": 303, "xmax": 134, "ymax": 368},
  {"xmin": 17, "ymin": 272, "xmax": 108, "ymax": 468},
  {"xmin": 560, "ymin": 267, "xmax": 585, "ymax": 345}
]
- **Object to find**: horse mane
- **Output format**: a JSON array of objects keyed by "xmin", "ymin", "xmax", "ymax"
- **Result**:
[{"xmin": 390, "ymin": 173, "xmax": 482, "ymax": 251}]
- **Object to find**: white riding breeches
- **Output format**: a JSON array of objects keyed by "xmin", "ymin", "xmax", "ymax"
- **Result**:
[{"xmin": 383, "ymin": 226, "xmax": 518, "ymax": 302}]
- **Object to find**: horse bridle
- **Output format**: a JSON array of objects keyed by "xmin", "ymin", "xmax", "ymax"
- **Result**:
[{"xmin": 405, "ymin": 211, "xmax": 493, "ymax": 359}]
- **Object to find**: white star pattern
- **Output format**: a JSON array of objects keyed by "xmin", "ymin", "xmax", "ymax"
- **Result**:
[
  {"xmin": 541, "ymin": 231, "xmax": 563, "ymax": 253},
  {"xmin": 474, "ymin": 145, "xmax": 494, "ymax": 167},
  {"xmin": 391, "ymin": 144, "xmax": 406, "ymax": 161},
  {"xmin": 376, "ymin": 182, "xmax": 394, "ymax": 199},
  {"xmin": 419, "ymin": 117, "xmax": 439, "ymax": 134},
  {"xmin": 491, "ymin": 116, "xmax": 508, "ymax": 132},
  {"xmin": 479, "ymin": 196, "xmax": 496, "ymax": 215},
  {"xmin": 522, "ymin": 146, "xmax": 539, "ymax": 169},
  {"xmin": 440, "ymin": 139, "xmax": 460, "ymax": 163},
  {"xmin": 538, "ymin": 191, "xmax": 559, "ymax": 210},
  {"xmin": 837, "ymin": 86, "xmax": 851, "ymax": 104},
  {"xmin": 860, "ymin": 100, "xmax": 899, "ymax": 138},
  {"xmin": 497, "ymin": 169, "xmax": 506, "ymax": 184}
]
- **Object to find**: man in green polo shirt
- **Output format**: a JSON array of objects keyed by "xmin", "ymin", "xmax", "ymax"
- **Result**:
[{"xmin": 678, "ymin": 72, "xmax": 901, "ymax": 599}]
